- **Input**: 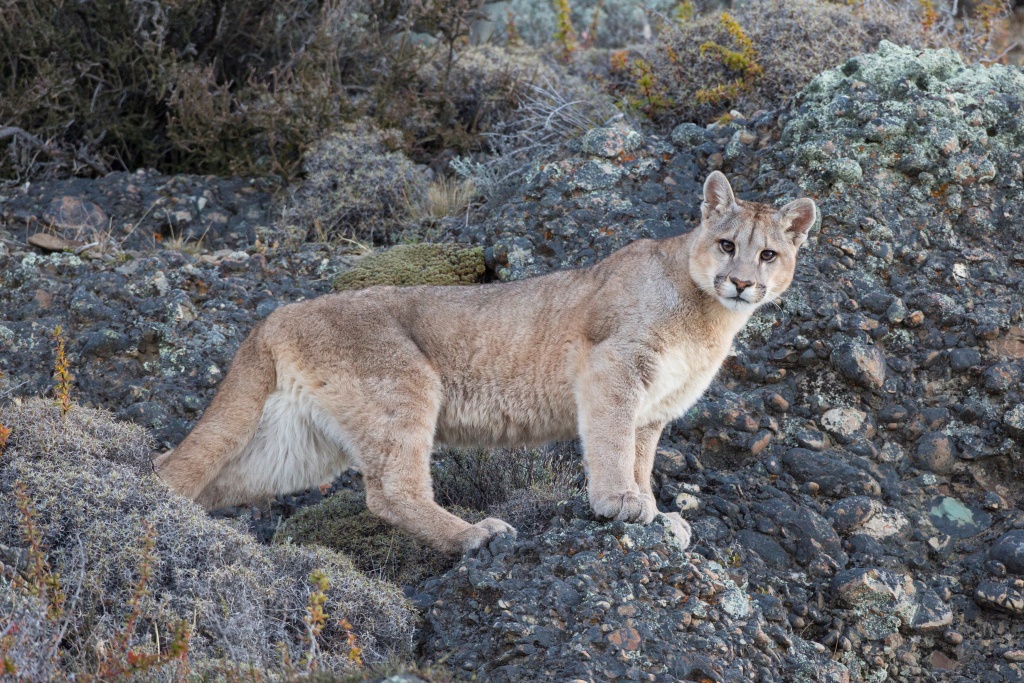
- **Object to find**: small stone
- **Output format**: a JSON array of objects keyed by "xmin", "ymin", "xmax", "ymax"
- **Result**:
[
  {"xmin": 929, "ymin": 651, "xmax": 959, "ymax": 670},
  {"xmin": 827, "ymin": 496, "xmax": 876, "ymax": 533},
  {"xmin": 910, "ymin": 589, "xmax": 953, "ymax": 632},
  {"xmin": 1004, "ymin": 404, "xmax": 1024, "ymax": 440},
  {"xmin": 885, "ymin": 299, "xmax": 908, "ymax": 324},
  {"xmin": 949, "ymin": 348, "xmax": 981, "ymax": 371},
  {"xmin": 606, "ymin": 626, "xmax": 641, "ymax": 651},
  {"xmin": 1003, "ymin": 650, "xmax": 1024, "ymax": 663},
  {"xmin": 580, "ymin": 126, "xmax": 644, "ymax": 158},
  {"xmin": 974, "ymin": 580, "xmax": 1024, "ymax": 615},
  {"xmin": 913, "ymin": 432, "xmax": 957, "ymax": 475},
  {"xmin": 944, "ymin": 630, "xmax": 963, "ymax": 645},
  {"xmin": 928, "ymin": 496, "xmax": 992, "ymax": 539},
  {"xmin": 573, "ymin": 160, "xmax": 624, "ymax": 191},
  {"xmin": 674, "ymin": 493, "xmax": 700, "ymax": 513},
  {"xmin": 832, "ymin": 567, "xmax": 914, "ymax": 610},
  {"xmin": 749, "ymin": 429, "xmax": 773, "ymax": 455},
  {"xmin": 820, "ymin": 406, "xmax": 875, "ymax": 444},
  {"xmin": 991, "ymin": 530, "xmax": 1024, "ymax": 574},
  {"xmin": 43, "ymin": 195, "xmax": 108, "ymax": 233},
  {"xmin": 28, "ymin": 233, "xmax": 82, "ymax": 252},
  {"xmin": 878, "ymin": 405, "xmax": 909, "ymax": 424},
  {"xmin": 985, "ymin": 363, "xmax": 1021, "ymax": 393},
  {"xmin": 795, "ymin": 429, "xmax": 829, "ymax": 451},
  {"xmin": 906, "ymin": 310, "xmax": 925, "ymax": 327},
  {"xmin": 831, "ymin": 340, "xmax": 887, "ymax": 390},
  {"xmin": 829, "ymin": 158, "xmax": 863, "ymax": 183},
  {"xmin": 671, "ymin": 122, "xmax": 705, "ymax": 147}
]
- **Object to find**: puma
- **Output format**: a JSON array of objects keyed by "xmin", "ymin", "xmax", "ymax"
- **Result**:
[{"xmin": 155, "ymin": 172, "xmax": 816, "ymax": 554}]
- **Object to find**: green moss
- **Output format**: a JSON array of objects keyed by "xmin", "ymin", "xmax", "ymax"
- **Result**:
[
  {"xmin": 275, "ymin": 489, "xmax": 457, "ymax": 586},
  {"xmin": 333, "ymin": 243, "xmax": 486, "ymax": 291}
]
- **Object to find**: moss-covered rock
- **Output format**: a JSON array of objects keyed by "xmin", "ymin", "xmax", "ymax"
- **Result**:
[
  {"xmin": 275, "ymin": 489, "xmax": 456, "ymax": 587},
  {"xmin": 0, "ymin": 399, "xmax": 414, "ymax": 678},
  {"xmin": 333, "ymin": 243, "xmax": 486, "ymax": 291}
]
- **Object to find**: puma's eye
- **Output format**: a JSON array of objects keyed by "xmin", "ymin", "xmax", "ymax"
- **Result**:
[
  {"xmin": 719, "ymin": 239, "xmax": 735, "ymax": 254},
  {"xmin": 761, "ymin": 250, "xmax": 777, "ymax": 262}
]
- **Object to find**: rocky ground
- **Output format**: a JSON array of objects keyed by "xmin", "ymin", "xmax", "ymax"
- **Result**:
[{"xmin": 2, "ymin": 41, "xmax": 1024, "ymax": 682}]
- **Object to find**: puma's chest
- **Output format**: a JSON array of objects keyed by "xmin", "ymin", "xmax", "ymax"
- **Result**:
[{"xmin": 637, "ymin": 343, "xmax": 727, "ymax": 425}]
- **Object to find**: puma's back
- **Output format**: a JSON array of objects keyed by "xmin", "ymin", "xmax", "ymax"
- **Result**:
[{"xmin": 155, "ymin": 171, "xmax": 816, "ymax": 554}]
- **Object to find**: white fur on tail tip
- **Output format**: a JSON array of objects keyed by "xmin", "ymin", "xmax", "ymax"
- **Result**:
[{"xmin": 213, "ymin": 387, "xmax": 353, "ymax": 500}]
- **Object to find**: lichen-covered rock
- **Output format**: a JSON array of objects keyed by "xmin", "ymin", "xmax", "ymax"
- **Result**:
[
  {"xmin": 419, "ymin": 502, "xmax": 844, "ymax": 682},
  {"xmin": 333, "ymin": 244, "xmax": 486, "ymax": 291},
  {"xmin": 0, "ymin": 400, "xmax": 415, "ymax": 676},
  {"xmin": 450, "ymin": 123, "xmax": 704, "ymax": 281}
]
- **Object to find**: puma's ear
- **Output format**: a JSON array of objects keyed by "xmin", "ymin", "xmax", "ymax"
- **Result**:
[
  {"xmin": 701, "ymin": 171, "xmax": 736, "ymax": 220},
  {"xmin": 777, "ymin": 197, "xmax": 817, "ymax": 248}
]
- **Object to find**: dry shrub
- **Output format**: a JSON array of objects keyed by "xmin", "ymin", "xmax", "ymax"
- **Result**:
[
  {"xmin": 606, "ymin": 0, "xmax": 925, "ymax": 125},
  {"xmin": 0, "ymin": 399, "xmax": 414, "ymax": 678},
  {"xmin": 282, "ymin": 120, "xmax": 426, "ymax": 244},
  {"xmin": 0, "ymin": 0, "xmax": 375, "ymax": 179},
  {"xmin": 0, "ymin": 0, "xmax": 566, "ymax": 181}
]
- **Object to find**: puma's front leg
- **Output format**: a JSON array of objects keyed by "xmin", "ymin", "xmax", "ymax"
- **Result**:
[
  {"xmin": 634, "ymin": 421, "xmax": 665, "ymax": 509},
  {"xmin": 576, "ymin": 346, "xmax": 656, "ymax": 525},
  {"xmin": 635, "ymin": 420, "xmax": 692, "ymax": 547}
]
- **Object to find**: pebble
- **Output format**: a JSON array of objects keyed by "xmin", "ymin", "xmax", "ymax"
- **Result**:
[
  {"xmin": 831, "ymin": 340, "xmax": 887, "ymax": 390},
  {"xmin": 990, "ymin": 530, "xmax": 1024, "ymax": 575},
  {"xmin": 913, "ymin": 432, "xmax": 957, "ymax": 475}
]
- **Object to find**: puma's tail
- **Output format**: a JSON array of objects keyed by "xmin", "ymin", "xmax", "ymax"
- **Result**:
[{"xmin": 154, "ymin": 323, "xmax": 276, "ymax": 508}]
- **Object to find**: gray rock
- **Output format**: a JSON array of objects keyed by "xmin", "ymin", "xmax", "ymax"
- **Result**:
[
  {"xmin": 949, "ymin": 347, "xmax": 981, "ymax": 371},
  {"xmin": 820, "ymin": 406, "xmax": 875, "ymax": 444},
  {"xmin": 975, "ymin": 580, "xmax": 1024, "ymax": 616},
  {"xmin": 580, "ymin": 126, "xmax": 644, "ymax": 158},
  {"xmin": 826, "ymin": 496, "xmax": 876, "ymax": 534},
  {"xmin": 913, "ymin": 432, "xmax": 957, "ymax": 475},
  {"xmin": 1004, "ymin": 404, "xmax": 1024, "ymax": 440},
  {"xmin": 991, "ymin": 530, "xmax": 1024, "ymax": 575},
  {"xmin": 830, "ymin": 340, "xmax": 887, "ymax": 390},
  {"xmin": 928, "ymin": 496, "xmax": 993, "ymax": 539},
  {"xmin": 782, "ymin": 448, "xmax": 881, "ymax": 497},
  {"xmin": 671, "ymin": 122, "xmax": 706, "ymax": 148}
]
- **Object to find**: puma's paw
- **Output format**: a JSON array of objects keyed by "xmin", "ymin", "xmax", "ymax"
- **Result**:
[
  {"xmin": 658, "ymin": 511, "xmax": 692, "ymax": 549},
  {"xmin": 590, "ymin": 490, "xmax": 657, "ymax": 525},
  {"xmin": 457, "ymin": 517, "xmax": 518, "ymax": 553}
]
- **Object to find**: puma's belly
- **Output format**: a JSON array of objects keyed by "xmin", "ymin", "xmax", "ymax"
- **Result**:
[{"xmin": 435, "ymin": 382, "xmax": 578, "ymax": 448}]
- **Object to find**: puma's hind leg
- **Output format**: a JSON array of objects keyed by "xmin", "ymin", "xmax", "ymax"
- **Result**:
[
  {"xmin": 316, "ymin": 363, "xmax": 516, "ymax": 555},
  {"xmin": 154, "ymin": 328, "xmax": 276, "ymax": 505}
]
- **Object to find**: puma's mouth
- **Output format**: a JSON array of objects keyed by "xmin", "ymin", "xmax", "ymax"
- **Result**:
[{"xmin": 718, "ymin": 293, "xmax": 760, "ymax": 311}]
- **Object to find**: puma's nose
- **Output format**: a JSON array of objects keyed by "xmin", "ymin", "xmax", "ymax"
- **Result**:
[{"xmin": 730, "ymin": 277, "xmax": 753, "ymax": 292}]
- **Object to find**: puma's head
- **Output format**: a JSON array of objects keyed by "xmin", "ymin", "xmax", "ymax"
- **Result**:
[{"xmin": 689, "ymin": 171, "xmax": 816, "ymax": 313}]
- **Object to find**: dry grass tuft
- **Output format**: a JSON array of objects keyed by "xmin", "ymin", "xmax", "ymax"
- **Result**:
[{"xmin": 410, "ymin": 177, "xmax": 478, "ymax": 223}]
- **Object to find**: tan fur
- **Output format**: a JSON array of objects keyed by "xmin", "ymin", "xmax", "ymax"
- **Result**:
[{"xmin": 155, "ymin": 172, "xmax": 816, "ymax": 554}]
